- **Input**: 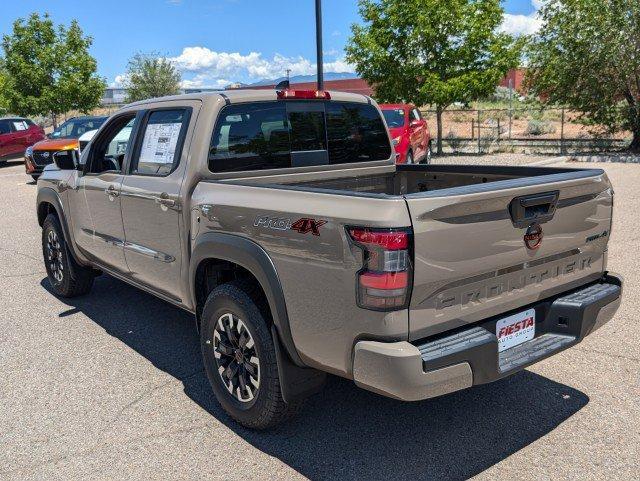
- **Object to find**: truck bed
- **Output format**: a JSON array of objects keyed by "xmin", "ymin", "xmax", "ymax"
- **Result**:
[{"xmin": 271, "ymin": 164, "xmax": 604, "ymax": 198}]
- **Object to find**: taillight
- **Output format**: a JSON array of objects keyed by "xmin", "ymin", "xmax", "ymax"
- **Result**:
[
  {"xmin": 348, "ymin": 227, "xmax": 412, "ymax": 311},
  {"xmin": 276, "ymin": 89, "xmax": 331, "ymax": 100}
]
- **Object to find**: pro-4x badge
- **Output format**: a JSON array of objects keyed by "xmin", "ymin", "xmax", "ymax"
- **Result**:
[
  {"xmin": 254, "ymin": 215, "xmax": 327, "ymax": 236},
  {"xmin": 290, "ymin": 218, "xmax": 327, "ymax": 236}
]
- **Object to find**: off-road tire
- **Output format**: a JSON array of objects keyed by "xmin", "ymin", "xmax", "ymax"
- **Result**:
[
  {"xmin": 200, "ymin": 281, "xmax": 300, "ymax": 429},
  {"xmin": 42, "ymin": 213, "xmax": 95, "ymax": 297},
  {"xmin": 421, "ymin": 145, "xmax": 432, "ymax": 164},
  {"xmin": 406, "ymin": 150, "xmax": 414, "ymax": 165}
]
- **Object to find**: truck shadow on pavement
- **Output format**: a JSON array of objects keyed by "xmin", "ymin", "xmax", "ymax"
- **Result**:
[{"xmin": 44, "ymin": 275, "xmax": 589, "ymax": 481}]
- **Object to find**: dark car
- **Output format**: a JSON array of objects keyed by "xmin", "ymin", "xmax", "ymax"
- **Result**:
[
  {"xmin": 24, "ymin": 116, "xmax": 107, "ymax": 180},
  {"xmin": 0, "ymin": 117, "xmax": 46, "ymax": 163}
]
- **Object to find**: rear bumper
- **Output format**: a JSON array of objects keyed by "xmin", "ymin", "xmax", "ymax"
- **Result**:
[{"xmin": 352, "ymin": 273, "xmax": 622, "ymax": 401}]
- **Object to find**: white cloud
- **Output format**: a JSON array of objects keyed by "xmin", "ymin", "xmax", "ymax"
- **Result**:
[
  {"xmin": 499, "ymin": 0, "xmax": 545, "ymax": 36},
  {"xmin": 167, "ymin": 46, "xmax": 354, "ymax": 84},
  {"xmin": 109, "ymin": 73, "xmax": 128, "ymax": 88},
  {"xmin": 180, "ymin": 76, "xmax": 230, "ymax": 89},
  {"xmin": 500, "ymin": 14, "xmax": 543, "ymax": 36}
]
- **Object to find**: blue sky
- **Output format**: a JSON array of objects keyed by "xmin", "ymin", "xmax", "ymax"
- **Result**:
[{"xmin": 0, "ymin": 0, "xmax": 542, "ymax": 88}]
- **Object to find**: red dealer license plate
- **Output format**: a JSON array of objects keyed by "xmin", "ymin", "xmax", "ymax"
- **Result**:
[{"xmin": 496, "ymin": 308, "xmax": 536, "ymax": 353}]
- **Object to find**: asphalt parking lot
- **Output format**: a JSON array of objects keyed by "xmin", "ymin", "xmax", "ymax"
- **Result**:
[{"xmin": 0, "ymin": 157, "xmax": 638, "ymax": 480}]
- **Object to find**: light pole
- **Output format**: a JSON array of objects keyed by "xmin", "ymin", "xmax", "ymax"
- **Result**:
[{"xmin": 315, "ymin": 0, "xmax": 324, "ymax": 90}]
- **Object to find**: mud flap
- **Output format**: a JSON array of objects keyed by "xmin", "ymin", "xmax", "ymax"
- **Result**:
[{"xmin": 271, "ymin": 325, "xmax": 326, "ymax": 404}]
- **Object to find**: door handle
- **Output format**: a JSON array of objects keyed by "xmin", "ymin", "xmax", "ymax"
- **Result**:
[
  {"xmin": 154, "ymin": 193, "xmax": 176, "ymax": 209},
  {"xmin": 105, "ymin": 185, "xmax": 120, "ymax": 198}
]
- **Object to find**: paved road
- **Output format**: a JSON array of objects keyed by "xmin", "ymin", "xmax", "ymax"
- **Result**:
[{"xmin": 0, "ymin": 158, "xmax": 638, "ymax": 480}]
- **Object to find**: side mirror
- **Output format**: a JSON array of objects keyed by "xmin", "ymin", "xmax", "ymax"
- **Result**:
[
  {"xmin": 52, "ymin": 149, "xmax": 79, "ymax": 170},
  {"xmin": 410, "ymin": 119, "xmax": 421, "ymax": 128}
]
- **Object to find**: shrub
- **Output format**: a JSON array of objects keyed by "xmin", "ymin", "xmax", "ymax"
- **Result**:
[{"xmin": 526, "ymin": 119, "xmax": 556, "ymax": 136}]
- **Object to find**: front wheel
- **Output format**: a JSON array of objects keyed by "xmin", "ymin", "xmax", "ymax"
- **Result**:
[
  {"xmin": 42, "ymin": 214, "xmax": 95, "ymax": 297},
  {"xmin": 200, "ymin": 281, "xmax": 300, "ymax": 429}
]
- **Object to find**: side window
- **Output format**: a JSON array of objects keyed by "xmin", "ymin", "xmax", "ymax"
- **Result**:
[
  {"xmin": 411, "ymin": 109, "xmax": 423, "ymax": 121},
  {"xmin": 209, "ymin": 102, "xmax": 290, "ymax": 173},
  {"xmin": 57, "ymin": 122, "xmax": 73, "ymax": 138},
  {"xmin": 0, "ymin": 120, "xmax": 11, "ymax": 135},
  {"xmin": 130, "ymin": 109, "xmax": 189, "ymax": 176},
  {"xmin": 325, "ymin": 102, "xmax": 392, "ymax": 164},
  {"xmin": 12, "ymin": 120, "xmax": 28, "ymax": 131},
  {"xmin": 86, "ymin": 115, "xmax": 137, "ymax": 174}
]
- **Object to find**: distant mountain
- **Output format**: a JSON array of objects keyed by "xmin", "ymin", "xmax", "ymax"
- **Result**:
[{"xmin": 249, "ymin": 71, "xmax": 358, "ymax": 86}]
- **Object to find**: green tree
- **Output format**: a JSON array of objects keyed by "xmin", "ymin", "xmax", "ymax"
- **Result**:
[
  {"xmin": 1, "ymin": 13, "xmax": 105, "ymax": 127},
  {"xmin": 0, "ymin": 61, "xmax": 9, "ymax": 115},
  {"xmin": 124, "ymin": 53, "xmax": 181, "ymax": 103},
  {"xmin": 346, "ymin": 0, "xmax": 521, "ymax": 154},
  {"xmin": 526, "ymin": 0, "xmax": 640, "ymax": 152}
]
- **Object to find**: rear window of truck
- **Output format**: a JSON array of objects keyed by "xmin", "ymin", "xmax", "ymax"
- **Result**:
[{"xmin": 208, "ymin": 101, "xmax": 391, "ymax": 173}]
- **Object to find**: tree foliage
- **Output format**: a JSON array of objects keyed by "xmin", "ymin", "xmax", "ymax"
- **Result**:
[
  {"xmin": 0, "ymin": 61, "xmax": 9, "ymax": 115},
  {"xmin": 1, "ymin": 13, "xmax": 105, "ymax": 126},
  {"xmin": 346, "ymin": 0, "xmax": 521, "ymax": 153},
  {"xmin": 124, "ymin": 53, "xmax": 181, "ymax": 103},
  {"xmin": 526, "ymin": 0, "xmax": 640, "ymax": 151}
]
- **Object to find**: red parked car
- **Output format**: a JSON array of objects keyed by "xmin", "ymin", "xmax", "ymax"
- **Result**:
[
  {"xmin": 380, "ymin": 104, "xmax": 431, "ymax": 164},
  {"xmin": 0, "ymin": 117, "xmax": 46, "ymax": 163}
]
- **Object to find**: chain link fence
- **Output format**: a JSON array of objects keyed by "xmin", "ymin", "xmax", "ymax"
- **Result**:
[{"xmin": 421, "ymin": 107, "xmax": 631, "ymax": 154}]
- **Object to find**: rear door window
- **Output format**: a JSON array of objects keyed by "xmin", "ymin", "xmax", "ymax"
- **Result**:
[
  {"xmin": 130, "ymin": 109, "xmax": 190, "ymax": 176},
  {"xmin": 326, "ymin": 103, "xmax": 391, "ymax": 164},
  {"xmin": 12, "ymin": 120, "xmax": 28, "ymax": 131},
  {"xmin": 209, "ymin": 102, "xmax": 290, "ymax": 173},
  {"xmin": 208, "ymin": 100, "xmax": 391, "ymax": 173}
]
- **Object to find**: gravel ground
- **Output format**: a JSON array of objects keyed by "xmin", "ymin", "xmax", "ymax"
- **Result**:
[
  {"xmin": 432, "ymin": 153, "xmax": 559, "ymax": 166},
  {"xmin": 0, "ymin": 157, "xmax": 638, "ymax": 480}
]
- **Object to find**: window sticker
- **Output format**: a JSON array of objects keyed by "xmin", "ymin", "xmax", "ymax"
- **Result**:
[{"xmin": 139, "ymin": 122, "xmax": 182, "ymax": 165}]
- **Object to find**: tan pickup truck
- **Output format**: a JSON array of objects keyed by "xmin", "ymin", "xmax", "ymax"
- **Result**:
[{"xmin": 36, "ymin": 88, "xmax": 622, "ymax": 429}]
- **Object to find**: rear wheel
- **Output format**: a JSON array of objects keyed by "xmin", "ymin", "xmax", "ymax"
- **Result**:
[
  {"xmin": 42, "ymin": 214, "xmax": 95, "ymax": 297},
  {"xmin": 421, "ymin": 145, "xmax": 432, "ymax": 164},
  {"xmin": 200, "ymin": 281, "xmax": 300, "ymax": 429},
  {"xmin": 405, "ymin": 150, "xmax": 414, "ymax": 165}
]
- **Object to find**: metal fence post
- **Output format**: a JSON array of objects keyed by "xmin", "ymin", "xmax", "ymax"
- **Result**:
[
  {"xmin": 560, "ymin": 108, "xmax": 566, "ymax": 154},
  {"xmin": 477, "ymin": 109, "xmax": 481, "ymax": 154}
]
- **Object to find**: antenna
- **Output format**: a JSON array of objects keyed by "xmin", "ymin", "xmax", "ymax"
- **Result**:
[{"xmin": 315, "ymin": 0, "xmax": 324, "ymax": 90}]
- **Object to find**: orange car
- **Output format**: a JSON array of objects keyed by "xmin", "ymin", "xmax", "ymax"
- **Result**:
[{"xmin": 24, "ymin": 116, "xmax": 107, "ymax": 180}]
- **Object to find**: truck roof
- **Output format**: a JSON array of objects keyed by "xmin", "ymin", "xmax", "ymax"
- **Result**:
[{"xmin": 124, "ymin": 88, "xmax": 372, "ymax": 109}]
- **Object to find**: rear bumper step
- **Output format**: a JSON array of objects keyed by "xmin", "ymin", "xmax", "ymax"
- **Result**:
[{"xmin": 352, "ymin": 273, "xmax": 622, "ymax": 401}]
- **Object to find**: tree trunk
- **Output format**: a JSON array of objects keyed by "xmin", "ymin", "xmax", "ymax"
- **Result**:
[
  {"xmin": 626, "ymin": 97, "xmax": 640, "ymax": 153},
  {"xmin": 436, "ymin": 107, "xmax": 443, "ymax": 155},
  {"xmin": 630, "ymin": 129, "xmax": 640, "ymax": 153},
  {"xmin": 51, "ymin": 112, "xmax": 58, "ymax": 129}
]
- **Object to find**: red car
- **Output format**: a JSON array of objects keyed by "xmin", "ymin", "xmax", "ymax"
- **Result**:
[
  {"xmin": 0, "ymin": 117, "xmax": 46, "ymax": 163},
  {"xmin": 380, "ymin": 104, "xmax": 431, "ymax": 164}
]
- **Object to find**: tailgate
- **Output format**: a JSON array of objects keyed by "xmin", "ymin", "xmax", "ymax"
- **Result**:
[{"xmin": 405, "ymin": 169, "xmax": 613, "ymax": 341}]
